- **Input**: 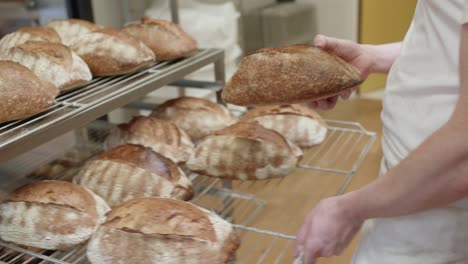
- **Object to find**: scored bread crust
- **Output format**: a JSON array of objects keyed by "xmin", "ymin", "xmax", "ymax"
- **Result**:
[
  {"xmin": 17, "ymin": 26, "xmax": 61, "ymax": 43},
  {"xmin": 46, "ymin": 19, "xmax": 100, "ymax": 46},
  {"xmin": 123, "ymin": 17, "xmax": 197, "ymax": 61},
  {"xmin": 0, "ymin": 60, "xmax": 58, "ymax": 123},
  {"xmin": 73, "ymin": 144, "xmax": 194, "ymax": 208},
  {"xmin": 0, "ymin": 181, "xmax": 110, "ymax": 250},
  {"xmin": 71, "ymin": 28, "xmax": 155, "ymax": 76},
  {"xmin": 106, "ymin": 116, "xmax": 195, "ymax": 164},
  {"xmin": 87, "ymin": 197, "xmax": 239, "ymax": 264},
  {"xmin": 0, "ymin": 31, "xmax": 48, "ymax": 51},
  {"xmin": 152, "ymin": 97, "xmax": 237, "ymax": 140},
  {"xmin": 221, "ymin": 44, "xmax": 363, "ymax": 106},
  {"xmin": 187, "ymin": 122, "xmax": 303, "ymax": 180},
  {"xmin": 240, "ymin": 104, "xmax": 328, "ymax": 147}
]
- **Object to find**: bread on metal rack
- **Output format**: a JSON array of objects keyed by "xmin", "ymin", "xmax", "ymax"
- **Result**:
[
  {"xmin": 46, "ymin": 19, "xmax": 100, "ymax": 46},
  {"xmin": 0, "ymin": 61, "xmax": 58, "ymax": 123},
  {"xmin": 222, "ymin": 44, "xmax": 363, "ymax": 106},
  {"xmin": 106, "ymin": 116, "xmax": 195, "ymax": 164},
  {"xmin": 123, "ymin": 17, "xmax": 197, "ymax": 61},
  {"xmin": 71, "ymin": 28, "xmax": 155, "ymax": 76},
  {"xmin": 87, "ymin": 197, "xmax": 240, "ymax": 264},
  {"xmin": 0, "ymin": 181, "xmax": 110, "ymax": 250},
  {"xmin": 187, "ymin": 122, "xmax": 303, "ymax": 180},
  {"xmin": 0, "ymin": 40, "xmax": 92, "ymax": 90},
  {"xmin": 74, "ymin": 144, "xmax": 194, "ymax": 207},
  {"xmin": 151, "ymin": 97, "xmax": 237, "ymax": 141},
  {"xmin": 241, "ymin": 104, "xmax": 327, "ymax": 147}
]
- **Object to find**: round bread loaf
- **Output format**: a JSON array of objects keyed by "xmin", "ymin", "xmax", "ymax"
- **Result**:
[
  {"xmin": 0, "ymin": 181, "xmax": 110, "ymax": 250},
  {"xmin": 17, "ymin": 26, "xmax": 61, "ymax": 43},
  {"xmin": 87, "ymin": 197, "xmax": 240, "ymax": 264},
  {"xmin": 0, "ymin": 31, "xmax": 47, "ymax": 51},
  {"xmin": 46, "ymin": 19, "xmax": 100, "ymax": 46}
]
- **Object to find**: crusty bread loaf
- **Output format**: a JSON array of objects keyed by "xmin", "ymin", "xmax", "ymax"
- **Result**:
[
  {"xmin": 87, "ymin": 197, "xmax": 239, "ymax": 264},
  {"xmin": 0, "ymin": 60, "xmax": 58, "ymax": 123},
  {"xmin": 74, "ymin": 144, "xmax": 193, "ymax": 207},
  {"xmin": 106, "ymin": 116, "xmax": 195, "ymax": 164},
  {"xmin": 123, "ymin": 17, "xmax": 197, "ymax": 61},
  {"xmin": 46, "ymin": 19, "xmax": 100, "ymax": 46},
  {"xmin": 18, "ymin": 26, "xmax": 61, "ymax": 43},
  {"xmin": 0, "ymin": 31, "xmax": 47, "ymax": 51},
  {"xmin": 0, "ymin": 181, "xmax": 110, "ymax": 250},
  {"xmin": 71, "ymin": 28, "xmax": 155, "ymax": 76},
  {"xmin": 152, "ymin": 97, "xmax": 237, "ymax": 141},
  {"xmin": 241, "ymin": 104, "xmax": 327, "ymax": 147},
  {"xmin": 187, "ymin": 122, "xmax": 303, "ymax": 180},
  {"xmin": 0, "ymin": 41, "xmax": 92, "ymax": 90},
  {"xmin": 222, "ymin": 44, "xmax": 363, "ymax": 106}
]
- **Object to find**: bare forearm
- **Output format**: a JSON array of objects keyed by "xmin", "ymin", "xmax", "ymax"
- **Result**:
[{"xmin": 363, "ymin": 42, "xmax": 402, "ymax": 74}]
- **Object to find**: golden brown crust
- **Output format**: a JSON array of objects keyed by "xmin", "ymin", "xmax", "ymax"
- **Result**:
[
  {"xmin": 155, "ymin": 96, "xmax": 227, "ymax": 113},
  {"xmin": 241, "ymin": 104, "xmax": 325, "ymax": 125},
  {"xmin": 123, "ymin": 17, "xmax": 197, "ymax": 61},
  {"xmin": 0, "ymin": 60, "xmax": 58, "ymax": 123},
  {"xmin": 222, "ymin": 44, "xmax": 363, "ymax": 106},
  {"xmin": 18, "ymin": 26, "xmax": 61, "ymax": 43},
  {"xmin": 15, "ymin": 41, "xmax": 73, "ymax": 70}
]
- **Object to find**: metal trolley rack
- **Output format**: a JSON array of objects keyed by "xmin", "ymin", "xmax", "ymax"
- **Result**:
[{"xmin": 0, "ymin": 46, "xmax": 377, "ymax": 263}]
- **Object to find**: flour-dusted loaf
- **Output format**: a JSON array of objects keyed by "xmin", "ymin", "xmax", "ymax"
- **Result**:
[
  {"xmin": 0, "ymin": 31, "xmax": 47, "ymax": 51},
  {"xmin": 46, "ymin": 19, "xmax": 100, "ymax": 46},
  {"xmin": 0, "ymin": 41, "xmax": 92, "ymax": 90},
  {"xmin": 0, "ymin": 181, "xmax": 110, "ymax": 250},
  {"xmin": 187, "ymin": 122, "xmax": 303, "ymax": 180},
  {"xmin": 152, "ymin": 97, "xmax": 237, "ymax": 141},
  {"xmin": 0, "ymin": 60, "xmax": 58, "ymax": 123},
  {"xmin": 123, "ymin": 17, "xmax": 197, "ymax": 61},
  {"xmin": 241, "ymin": 104, "xmax": 327, "ymax": 147},
  {"xmin": 74, "ymin": 144, "xmax": 193, "ymax": 207},
  {"xmin": 18, "ymin": 26, "xmax": 61, "ymax": 43},
  {"xmin": 87, "ymin": 197, "xmax": 239, "ymax": 264},
  {"xmin": 106, "ymin": 116, "xmax": 195, "ymax": 164},
  {"xmin": 71, "ymin": 28, "xmax": 155, "ymax": 76},
  {"xmin": 222, "ymin": 44, "xmax": 363, "ymax": 106}
]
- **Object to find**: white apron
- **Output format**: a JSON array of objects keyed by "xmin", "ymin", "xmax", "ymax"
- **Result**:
[{"xmin": 352, "ymin": 1, "xmax": 468, "ymax": 263}]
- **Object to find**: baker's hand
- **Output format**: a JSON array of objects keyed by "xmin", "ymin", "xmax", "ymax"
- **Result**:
[
  {"xmin": 296, "ymin": 197, "xmax": 364, "ymax": 264},
  {"xmin": 305, "ymin": 35, "xmax": 375, "ymax": 110}
]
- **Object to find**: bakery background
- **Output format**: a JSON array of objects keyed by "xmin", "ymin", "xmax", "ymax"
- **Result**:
[{"xmin": 0, "ymin": 0, "xmax": 415, "ymax": 263}]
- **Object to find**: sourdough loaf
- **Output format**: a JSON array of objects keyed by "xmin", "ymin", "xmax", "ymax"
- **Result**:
[
  {"xmin": 46, "ymin": 19, "xmax": 100, "ymax": 46},
  {"xmin": 222, "ymin": 44, "xmax": 363, "ymax": 106},
  {"xmin": 106, "ymin": 116, "xmax": 195, "ymax": 164},
  {"xmin": 0, "ymin": 40, "xmax": 92, "ymax": 90},
  {"xmin": 74, "ymin": 144, "xmax": 193, "ymax": 207},
  {"xmin": 241, "ymin": 104, "xmax": 327, "ymax": 147},
  {"xmin": 87, "ymin": 197, "xmax": 239, "ymax": 264},
  {"xmin": 123, "ymin": 17, "xmax": 197, "ymax": 61},
  {"xmin": 0, "ymin": 60, "xmax": 58, "ymax": 123},
  {"xmin": 18, "ymin": 26, "xmax": 61, "ymax": 43},
  {"xmin": 0, "ymin": 181, "xmax": 110, "ymax": 250},
  {"xmin": 152, "ymin": 97, "xmax": 237, "ymax": 141},
  {"xmin": 71, "ymin": 28, "xmax": 155, "ymax": 76},
  {"xmin": 0, "ymin": 31, "xmax": 47, "ymax": 51},
  {"xmin": 187, "ymin": 122, "xmax": 303, "ymax": 180}
]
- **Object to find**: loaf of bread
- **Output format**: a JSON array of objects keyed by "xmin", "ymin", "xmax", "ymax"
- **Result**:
[
  {"xmin": 0, "ymin": 26, "xmax": 61, "ymax": 51},
  {"xmin": 0, "ymin": 40, "xmax": 92, "ymax": 90},
  {"xmin": 123, "ymin": 17, "xmax": 197, "ymax": 61},
  {"xmin": 46, "ymin": 19, "xmax": 100, "ymax": 46},
  {"xmin": 18, "ymin": 26, "xmax": 61, "ymax": 43},
  {"xmin": 152, "ymin": 97, "xmax": 237, "ymax": 141},
  {"xmin": 187, "ymin": 122, "xmax": 303, "ymax": 180},
  {"xmin": 74, "ymin": 144, "xmax": 193, "ymax": 207},
  {"xmin": 71, "ymin": 28, "xmax": 155, "ymax": 76},
  {"xmin": 0, "ymin": 60, "xmax": 58, "ymax": 123},
  {"xmin": 222, "ymin": 44, "xmax": 363, "ymax": 106},
  {"xmin": 106, "ymin": 116, "xmax": 195, "ymax": 164},
  {"xmin": 87, "ymin": 197, "xmax": 239, "ymax": 264},
  {"xmin": 0, "ymin": 181, "xmax": 110, "ymax": 250},
  {"xmin": 241, "ymin": 104, "xmax": 327, "ymax": 147}
]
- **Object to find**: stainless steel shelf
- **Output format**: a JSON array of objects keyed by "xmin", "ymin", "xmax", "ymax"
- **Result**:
[{"xmin": 0, "ymin": 49, "xmax": 224, "ymax": 163}]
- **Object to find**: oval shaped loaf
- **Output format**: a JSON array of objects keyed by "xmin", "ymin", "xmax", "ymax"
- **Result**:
[
  {"xmin": 122, "ymin": 17, "xmax": 197, "ymax": 61},
  {"xmin": 46, "ymin": 19, "xmax": 100, "ymax": 46},
  {"xmin": 74, "ymin": 144, "xmax": 194, "ymax": 207},
  {"xmin": 106, "ymin": 116, "xmax": 195, "ymax": 164},
  {"xmin": 222, "ymin": 44, "xmax": 363, "ymax": 106},
  {"xmin": 0, "ymin": 60, "xmax": 58, "ymax": 123},
  {"xmin": 0, "ymin": 181, "xmax": 110, "ymax": 250},
  {"xmin": 0, "ymin": 31, "xmax": 47, "ymax": 52},
  {"xmin": 241, "ymin": 104, "xmax": 327, "ymax": 147},
  {"xmin": 152, "ymin": 97, "xmax": 237, "ymax": 141},
  {"xmin": 17, "ymin": 26, "xmax": 61, "ymax": 43},
  {"xmin": 0, "ymin": 40, "xmax": 92, "ymax": 90},
  {"xmin": 71, "ymin": 28, "xmax": 155, "ymax": 76},
  {"xmin": 87, "ymin": 197, "xmax": 239, "ymax": 264},
  {"xmin": 187, "ymin": 122, "xmax": 303, "ymax": 180}
]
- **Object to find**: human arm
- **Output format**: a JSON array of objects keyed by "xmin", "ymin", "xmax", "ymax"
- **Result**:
[{"xmin": 296, "ymin": 24, "xmax": 468, "ymax": 263}]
